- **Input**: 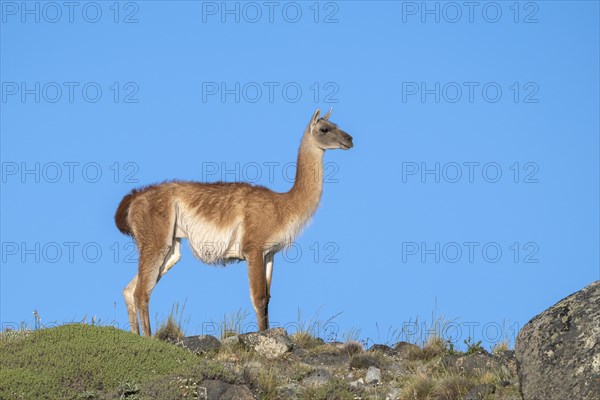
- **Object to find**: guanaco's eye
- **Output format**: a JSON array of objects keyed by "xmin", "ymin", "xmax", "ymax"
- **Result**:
[{"xmin": 320, "ymin": 127, "xmax": 329, "ymax": 134}]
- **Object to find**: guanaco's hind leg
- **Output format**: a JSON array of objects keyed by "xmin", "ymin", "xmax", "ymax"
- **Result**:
[
  {"xmin": 134, "ymin": 240, "xmax": 181, "ymax": 337},
  {"xmin": 124, "ymin": 189, "xmax": 180, "ymax": 336},
  {"xmin": 247, "ymin": 250, "xmax": 269, "ymax": 331},
  {"xmin": 124, "ymin": 239, "xmax": 180, "ymax": 336},
  {"xmin": 123, "ymin": 275, "xmax": 139, "ymax": 334}
]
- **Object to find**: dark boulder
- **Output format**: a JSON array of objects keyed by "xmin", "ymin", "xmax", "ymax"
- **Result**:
[
  {"xmin": 179, "ymin": 335, "xmax": 222, "ymax": 354},
  {"xmin": 200, "ymin": 380, "xmax": 254, "ymax": 400},
  {"xmin": 515, "ymin": 280, "xmax": 600, "ymax": 400},
  {"xmin": 464, "ymin": 383, "xmax": 496, "ymax": 400}
]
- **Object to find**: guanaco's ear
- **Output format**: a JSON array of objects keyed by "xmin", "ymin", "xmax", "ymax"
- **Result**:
[
  {"xmin": 311, "ymin": 109, "xmax": 321, "ymax": 127},
  {"xmin": 322, "ymin": 107, "xmax": 333, "ymax": 120}
]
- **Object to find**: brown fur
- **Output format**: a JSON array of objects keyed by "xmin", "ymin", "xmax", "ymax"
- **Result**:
[
  {"xmin": 114, "ymin": 188, "xmax": 142, "ymax": 235},
  {"xmin": 115, "ymin": 109, "xmax": 353, "ymax": 336}
]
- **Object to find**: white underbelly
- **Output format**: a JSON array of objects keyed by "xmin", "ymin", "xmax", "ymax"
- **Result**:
[{"xmin": 175, "ymin": 218, "xmax": 244, "ymax": 265}]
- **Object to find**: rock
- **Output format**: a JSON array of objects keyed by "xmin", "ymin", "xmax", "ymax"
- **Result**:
[
  {"xmin": 515, "ymin": 280, "xmax": 600, "ymax": 400},
  {"xmin": 221, "ymin": 334, "xmax": 241, "ymax": 346},
  {"xmin": 220, "ymin": 385, "xmax": 254, "ymax": 400},
  {"xmin": 368, "ymin": 344, "xmax": 395, "ymax": 356},
  {"xmin": 200, "ymin": 380, "xmax": 253, "ymax": 400},
  {"xmin": 179, "ymin": 335, "xmax": 221, "ymax": 353},
  {"xmin": 494, "ymin": 391, "xmax": 522, "ymax": 400},
  {"xmin": 393, "ymin": 341, "xmax": 420, "ymax": 358},
  {"xmin": 387, "ymin": 387, "xmax": 401, "ymax": 400},
  {"xmin": 494, "ymin": 350, "xmax": 518, "ymax": 375},
  {"xmin": 200, "ymin": 380, "xmax": 229, "ymax": 399},
  {"xmin": 365, "ymin": 366, "xmax": 381, "ymax": 384},
  {"xmin": 302, "ymin": 369, "xmax": 331, "ymax": 387},
  {"xmin": 299, "ymin": 347, "xmax": 349, "ymax": 368},
  {"xmin": 242, "ymin": 360, "xmax": 262, "ymax": 377},
  {"xmin": 464, "ymin": 383, "xmax": 495, "ymax": 400},
  {"xmin": 386, "ymin": 362, "xmax": 407, "ymax": 377},
  {"xmin": 276, "ymin": 383, "xmax": 303, "ymax": 399},
  {"xmin": 349, "ymin": 378, "xmax": 364, "ymax": 388},
  {"xmin": 239, "ymin": 328, "xmax": 293, "ymax": 359}
]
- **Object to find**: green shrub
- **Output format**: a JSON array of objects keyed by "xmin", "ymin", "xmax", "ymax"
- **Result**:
[
  {"xmin": 464, "ymin": 337, "xmax": 486, "ymax": 355},
  {"xmin": 0, "ymin": 324, "xmax": 197, "ymax": 399}
]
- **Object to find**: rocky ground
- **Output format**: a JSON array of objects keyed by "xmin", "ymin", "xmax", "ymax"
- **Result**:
[
  {"xmin": 0, "ymin": 323, "xmax": 521, "ymax": 400},
  {"xmin": 157, "ymin": 327, "xmax": 522, "ymax": 400},
  {"xmin": 2, "ymin": 281, "xmax": 597, "ymax": 399}
]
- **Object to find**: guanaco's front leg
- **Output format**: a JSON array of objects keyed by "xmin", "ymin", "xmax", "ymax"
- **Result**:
[{"xmin": 247, "ymin": 250, "xmax": 269, "ymax": 331}]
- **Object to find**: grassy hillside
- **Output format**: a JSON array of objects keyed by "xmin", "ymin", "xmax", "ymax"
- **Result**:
[
  {"xmin": 0, "ymin": 324, "xmax": 231, "ymax": 400},
  {"xmin": 0, "ymin": 323, "xmax": 521, "ymax": 400}
]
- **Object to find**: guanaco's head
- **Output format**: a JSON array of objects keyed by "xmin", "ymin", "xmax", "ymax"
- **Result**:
[{"xmin": 308, "ymin": 108, "xmax": 353, "ymax": 151}]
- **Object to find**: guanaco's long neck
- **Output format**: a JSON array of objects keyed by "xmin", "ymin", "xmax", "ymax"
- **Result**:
[{"xmin": 287, "ymin": 130, "xmax": 324, "ymax": 219}]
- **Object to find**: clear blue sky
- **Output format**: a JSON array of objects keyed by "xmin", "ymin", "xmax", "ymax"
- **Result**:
[{"xmin": 1, "ymin": 1, "xmax": 598, "ymax": 349}]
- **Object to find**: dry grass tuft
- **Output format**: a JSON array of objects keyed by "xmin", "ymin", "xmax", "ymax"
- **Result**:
[
  {"xmin": 399, "ymin": 373, "xmax": 435, "ymax": 400},
  {"xmin": 343, "ymin": 340, "xmax": 364, "ymax": 356},
  {"xmin": 291, "ymin": 332, "xmax": 325, "ymax": 350},
  {"xmin": 427, "ymin": 375, "xmax": 471, "ymax": 400},
  {"xmin": 398, "ymin": 372, "xmax": 474, "ymax": 400},
  {"xmin": 155, "ymin": 302, "xmax": 187, "ymax": 343},
  {"xmin": 349, "ymin": 352, "xmax": 380, "ymax": 369},
  {"xmin": 491, "ymin": 340, "xmax": 510, "ymax": 354},
  {"xmin": 257, "ymin": 367, "xmax": 279, "ymax": 399},
  {"xmin": 410, "ymin": 336, "xmax": 451, "ymax": 361},
  {"xmin": 219, "ymin": 308, "xmax": 250, "ymax": 340},
  {"xmin": 155, "ymin": 315, "xmax": 184, "ymax": 342}
]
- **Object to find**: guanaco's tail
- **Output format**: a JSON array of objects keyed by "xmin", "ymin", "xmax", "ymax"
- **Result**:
[{"xmin": 115, "ymin": 189, "xmax": 141, "ymax": 236}]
